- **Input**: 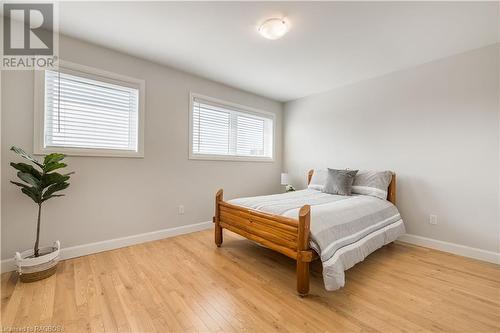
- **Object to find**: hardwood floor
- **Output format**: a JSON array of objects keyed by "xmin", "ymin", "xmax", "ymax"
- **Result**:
[{"xmin": 1, "ymin": 229, "xmax": 499, "ymax": 332}]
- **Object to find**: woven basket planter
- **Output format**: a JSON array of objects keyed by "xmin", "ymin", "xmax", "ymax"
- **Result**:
[{"xmin": 15, "ymin": 241, "xmax": 60, "ymax": 283}]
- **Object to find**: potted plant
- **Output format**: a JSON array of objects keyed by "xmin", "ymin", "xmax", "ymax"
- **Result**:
[{"xmin": 9, "ymin": 146, "xmax": 73, "ymax": 282}]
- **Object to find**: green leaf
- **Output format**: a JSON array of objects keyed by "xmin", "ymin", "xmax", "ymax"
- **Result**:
[
  {"xmin": 10, "ymin": 181, "xmax": 31, "ymax": 190},
  {"xmin": 43, "ymin": 182, "xmax": 69, "ymax": 198},
  {"xmin": 21, "ymin": 187, "xmax": 41, "ymax": 203},
  {"xmin": 10, "ymin": 162, "xmax": 42, "ymax": 179},
  {"xmin": 41, "ymin": 172, "xmax": 70, "ymax": 187},
  {"xmin": 10, "ymin": 146, "xmax": 43, "ymax": 168},
  {"xmin": 10, "ymin": 146, "xmax": 71, "ymax": 204},
  {"xmin": 42, "ymin": 194, "xmax": 65, "ymax": 202},
  {"xmin": 17, "ymin": 172, "xmax": 41, "ymax": 187},
  {"xmin": 44, "ymin": 153, "xmax": 65, "ymax": 165},
  {"xmin": 44, "ymin": 162, "xmax": 67, "ymax": 173}
]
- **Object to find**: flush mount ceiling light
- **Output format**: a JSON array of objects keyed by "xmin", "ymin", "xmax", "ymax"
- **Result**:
[{"xmin": 258, "ymin": 18, "xmax": 290, "ymax": 40}]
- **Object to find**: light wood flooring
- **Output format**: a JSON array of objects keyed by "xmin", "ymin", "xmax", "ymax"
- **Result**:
[{"xmin": 1, "ymin": 229, "xmax": 499, "ymax": 332}]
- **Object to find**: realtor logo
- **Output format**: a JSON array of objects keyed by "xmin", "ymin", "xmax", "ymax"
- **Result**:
[
  {"xmin": 4, "ymin": 3, "xmax": 53, "ymax": 55},
  {"xmin": 2, "ymin": 2, "xmax": 58, "ymax": 69}
]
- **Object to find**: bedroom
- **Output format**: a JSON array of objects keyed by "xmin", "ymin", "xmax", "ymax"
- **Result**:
[{"xmin": 1, "ymin": 1, "xmax": 499, "ymax": 332}]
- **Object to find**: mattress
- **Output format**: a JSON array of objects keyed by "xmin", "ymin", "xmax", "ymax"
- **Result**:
[{"xmin": 229, "ymin": 189, "xmax": 405, "ymax": 291}]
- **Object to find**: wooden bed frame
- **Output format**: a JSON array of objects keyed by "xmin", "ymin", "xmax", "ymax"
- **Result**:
[{"xmin": 213, "ymin": 170, "xmax": 396, "ymax": 296}]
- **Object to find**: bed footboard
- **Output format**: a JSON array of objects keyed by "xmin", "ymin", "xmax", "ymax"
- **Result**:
[{"xmin": 213, "ymin": 189, "xmax": 315, "ymax": 296}]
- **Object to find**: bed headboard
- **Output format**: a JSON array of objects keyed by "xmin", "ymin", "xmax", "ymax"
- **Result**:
[{"xmin": 307, "ymin": 169, "xmax": 397, "ymax": 205}]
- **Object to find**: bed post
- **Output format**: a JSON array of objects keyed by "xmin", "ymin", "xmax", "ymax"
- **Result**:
[
  {"xmin": 307, "ymin": 169, "xmax": 314, "ymax": 185},
  {"xmin": 297, "ymin": 204, "xmax": 311, "ymax": 296},
  {"xmin": 387, "ymin": 174, "xmax": 396, "ymax": 205},
  {"xmin": 214, "ymin": 189, "xmax": 223, "ymax": 247}
]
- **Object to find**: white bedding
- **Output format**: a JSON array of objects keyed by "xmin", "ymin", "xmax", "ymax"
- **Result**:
[{"xmin": 229, "ymin": 189, "xmax": 405, "ymax": 290}]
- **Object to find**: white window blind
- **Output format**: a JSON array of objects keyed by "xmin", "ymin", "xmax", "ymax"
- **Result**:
[
  {"xmin": 191, "ymin": 96, "xmax": 274, "ymax": 160},
  {"xmin": 236, "ymin": 115, "xmax": 265, "ymax": 156},
  {"xmin": 44, "ymin": 69, "xmax": 139, "ymax": 152},
  {"xmin": 192, "ymin": 102, "xmax": 230, "ymax": 155}
]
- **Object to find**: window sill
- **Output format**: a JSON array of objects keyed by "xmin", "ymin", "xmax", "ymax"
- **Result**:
[
  {"xmin": 34, "ymin": 146, "xmax": 144, "ymax": 158},
  {"xmin": 189, "ymin": 153, "xmax": 274, "ymax": 163}
]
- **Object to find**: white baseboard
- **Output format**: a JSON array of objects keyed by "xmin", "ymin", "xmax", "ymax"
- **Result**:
[
  {"xmin": 3, "ymin": 226, "xmax": 497, "ymax": 273},
  {"xmin": 398, "ymin": 233, "xmax": 500, "ymax": 265},
  {"xmin": 1, "ymin": 221, "xmax": 212, "ymax": 273}
]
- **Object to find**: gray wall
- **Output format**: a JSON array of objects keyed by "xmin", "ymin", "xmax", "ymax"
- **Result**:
[
  {"xmin": 284, "ymin": 44, "xmax": 499, "ymax": 252},
  {"xmin": 1, "ymin": 36, "xmax": 283, "ymax": 259}
]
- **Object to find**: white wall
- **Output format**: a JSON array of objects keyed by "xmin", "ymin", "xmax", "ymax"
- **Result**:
[
  {"xmin": 1, "ymin": 35, "xmax": 283, "ymax": 260},
  {"xmin": 284, "ymin": 44, "xmax": 499, "ymax": 253}
]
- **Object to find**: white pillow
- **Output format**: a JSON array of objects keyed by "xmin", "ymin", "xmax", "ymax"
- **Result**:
[
  {"xmin": 308, "ymin": 169, "xmax": 328, "ymax": 191},
  {"xmin": 352, "ymin": 170, "xmax": 393, "ymax": 200}
]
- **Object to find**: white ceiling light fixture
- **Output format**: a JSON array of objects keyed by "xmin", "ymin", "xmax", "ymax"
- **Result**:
[{"xmin": 258, "ymin": 18, "xmax": 290, "ymax": 40}]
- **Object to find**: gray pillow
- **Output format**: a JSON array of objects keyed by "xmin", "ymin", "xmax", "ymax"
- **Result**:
[
  {"xmin": 322, "ymin": 169, "xmax": 358, "ymax": 196},
  {"xmin": 352, "ymin": 170, "xmax": 393, "ymax": 200}
]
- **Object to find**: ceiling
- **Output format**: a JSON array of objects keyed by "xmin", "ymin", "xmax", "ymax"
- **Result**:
[{"xmin": 58, "ymin": 2, "xmax": 499, "ymax": 102}]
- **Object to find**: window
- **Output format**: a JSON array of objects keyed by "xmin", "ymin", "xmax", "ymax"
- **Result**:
[
  {"xmin": 34, "ymin": 61, "xmax": 145, "ymax": 157},
  {"xmin": 189, "ymin": 94, "xmax": 274, "ymax": 161}
]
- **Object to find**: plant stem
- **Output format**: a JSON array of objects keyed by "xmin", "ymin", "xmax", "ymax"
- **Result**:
[{"xmin": 34, "ymin": 203, "xmax": 42, "ymax": 257}]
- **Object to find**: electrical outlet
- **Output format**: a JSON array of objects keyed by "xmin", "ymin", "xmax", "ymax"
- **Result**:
[
  {"xmin": 178, "ymin": 205, "xmax": 185, "ymax": 215},
  {"xmin": 429, "ymin": 214, "xmax": 437, "ymax": 225}
]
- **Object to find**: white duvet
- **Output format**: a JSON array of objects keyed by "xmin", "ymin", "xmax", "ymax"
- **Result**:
[{"xmin": 229, "ymin": 189, "xmax": 405, "ymax": 291}]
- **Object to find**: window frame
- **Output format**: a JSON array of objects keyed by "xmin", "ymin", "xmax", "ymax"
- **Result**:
[
  {"xmin": 189, "ymin": 93, "xmax": 275, "ymax": 162},
  {"xmin": 34, "ymin": 60, "xmax": 146, "ymax": 158}
]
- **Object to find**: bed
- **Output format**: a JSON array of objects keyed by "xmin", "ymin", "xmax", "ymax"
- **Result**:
[{"xmin": 213, "ymin": 170, "xmax": 405, "ymax": 296}]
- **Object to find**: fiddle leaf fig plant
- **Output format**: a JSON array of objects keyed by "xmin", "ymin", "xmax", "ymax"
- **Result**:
[{"xmin": 10, "ymin": 146, "xmax": 74, "ymax": 257}]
